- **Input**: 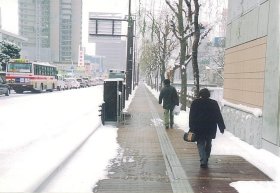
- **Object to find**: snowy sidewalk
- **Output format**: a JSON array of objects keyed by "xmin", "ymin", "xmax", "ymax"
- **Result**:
[{"xmin": 93, "ymin": 83, "xmax": 271, "ymax": 193}]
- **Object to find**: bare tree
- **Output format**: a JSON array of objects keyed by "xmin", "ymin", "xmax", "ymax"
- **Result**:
[
  {"xmin": 137, "ymin": 4, "xmax": 178, "ymax": 91},
  {"xmin": 151, "ymin": 10, "xmax": 177, "ymax": 89},
  {"xmin": 139, "ymin": 40, "xmax": 159, "ymax": 88},
  {"xmin": 165, "ymin": 0, "xmax": 192, "ymax": 110},
  {"xmin": 165, "ymin": 0, "xmax": 213, "ymax": 107}
]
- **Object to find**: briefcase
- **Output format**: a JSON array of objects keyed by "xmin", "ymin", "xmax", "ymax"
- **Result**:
[{"xmin": 183, "ymin": 131, "xmax": 196, "ymax": 142}]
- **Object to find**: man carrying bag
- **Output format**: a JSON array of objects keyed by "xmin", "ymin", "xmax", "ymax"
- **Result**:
[
  {"xmin": 189, "ymin": 88, "xmax": 225, "ymax": 168},
  {"xmin": 159, "ymin": 79, "xmax": 179, "ymax": 129}
]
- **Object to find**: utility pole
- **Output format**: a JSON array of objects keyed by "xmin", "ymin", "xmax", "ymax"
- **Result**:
[{"xmin": 126, "ymin": 0, "xmax": 134, "ymax": 99}]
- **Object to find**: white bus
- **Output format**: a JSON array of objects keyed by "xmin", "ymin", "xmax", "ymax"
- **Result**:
[{"xmin": 6, "ymin": 59, "xmax": 58, "ymax": 93}]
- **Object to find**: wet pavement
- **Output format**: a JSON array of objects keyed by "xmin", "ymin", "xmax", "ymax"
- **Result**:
[{"xmin": 93, "ymin": 83, "xmax": 271, "ymax": 193}]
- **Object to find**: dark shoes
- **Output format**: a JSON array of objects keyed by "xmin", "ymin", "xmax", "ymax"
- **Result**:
[
  {"xmin": 200, "ymin": 163, "xmax": 208, "ymax": 168},
  {"xmin": 165, "ymin": 124, "xmax": 174, "ymax": 129}
]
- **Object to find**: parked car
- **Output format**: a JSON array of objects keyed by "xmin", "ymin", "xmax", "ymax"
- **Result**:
[
  {"xmin": 82, "ymin": 77, "xmax": 91, "ymax": 87},
  {"xmin": 64, "ymin": 78, "xmax": 80, "ymax": 89},
  {"xmin": 56, "ymin": 74, "xmax": 67, "ymax": 90},
  {"xmin": 76, "ymin": 78, "xmax": 87, "ymax": 88},
  {"xmin": 0, "ymin": 75, "xmax": 10, "ymax": 96},
  {"xmin": 94, "ymin": 77, "xmax": 104, "ymax": 85}
]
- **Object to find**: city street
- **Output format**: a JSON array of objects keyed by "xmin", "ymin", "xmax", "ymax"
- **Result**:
[
  {"xmin": 1, "ymin": 84, "xmax": 280, "ymax": 193},
  {"xmin": 0, "ymin": 86, "xmax": 119, "ymax": 192}
]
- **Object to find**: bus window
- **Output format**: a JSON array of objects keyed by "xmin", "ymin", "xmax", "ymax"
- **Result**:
[
  {"xmin": 7, "ymin": 63, "xmax": 32, "ymax": 73},
  {"xmin": 46, "ymin": 67, "xmax": 50, "ymax": 76},
  {"xmin": 34, "ymin": 64, "xmax": 42, "ymax": 75},
  {"xmin": 41, "ymin": 66, "xmax": 46, "ymax": 75},
  {"xmin": 53, "ymin": 67, "xmax": 57, "ymax": 76},
  {"xmin": 38, "ymin": 66, "xmax": 42, "ymax": 75}
]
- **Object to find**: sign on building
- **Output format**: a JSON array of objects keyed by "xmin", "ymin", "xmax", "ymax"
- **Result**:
[{"xmin": 78, "ymin": 45, "xmax": 85, "ymax": 67}]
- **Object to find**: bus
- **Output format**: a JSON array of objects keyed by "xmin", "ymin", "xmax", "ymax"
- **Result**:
[{"xmin": 5, "ymin": 59, "xmax": 58, "ymax": 93}]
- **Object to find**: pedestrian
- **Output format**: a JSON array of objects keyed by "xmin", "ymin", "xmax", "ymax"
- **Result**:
[
  {"xmin": 159, "ymin": 79, "xmax": 179, "ymax": 129},
  {"xmin": 189, "ymin": 88, "xmax": 225, "ymax": 168}
]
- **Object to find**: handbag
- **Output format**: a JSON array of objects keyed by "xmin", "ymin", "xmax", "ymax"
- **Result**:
[
  {"xmin": 172, "ymin": 104, "xmax": 181, "ymax": 115},
  {"xmin": 183, "ymin": 131, "xmax": 196, "ymax": 142}
]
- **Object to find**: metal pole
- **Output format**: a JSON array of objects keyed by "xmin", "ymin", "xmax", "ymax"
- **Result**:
[{"xmin": 126, "ymin": 0, "xmax": 134, "ymax": 99}]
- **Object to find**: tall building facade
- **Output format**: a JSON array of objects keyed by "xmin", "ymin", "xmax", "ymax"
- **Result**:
[
  {"xmin": 88, "ymin": 12, "xmax": 127, "ymax": 72},
  {"xmin": 223, "ymin": 0, "xmax": 280, "ymax": 156},
  {"xmin": 18, "ymin": 0, "xmax": 82, "ymax": 63}
]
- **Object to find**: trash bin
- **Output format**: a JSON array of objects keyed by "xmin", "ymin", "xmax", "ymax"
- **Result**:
[
  {"xmin": 119, "ymin": 81, "xmax": 126, "ymax": 110},
  {"xmin": 103, "ymin": 78, "xmax": 124, "ymax": 123}
]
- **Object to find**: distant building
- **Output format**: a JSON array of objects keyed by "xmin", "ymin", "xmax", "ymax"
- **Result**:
[
  {"xmin": 212, "ymin": 37, "xmax": 226, "ymax": 47},
  {"xmin": 91, "ymin": 55, "xmax": 105, "ymax": 74},
  {"xmin": 224, "ymin": 0, "xmax": 280, "ymax": 156},
  {"xmin": 18, "ymin": 0, "xmax": 82, "ymax": 64},
  {"xmin": 88, "ymin": 12, "xmax": 127, "ymax": 72},
  {"xmin": 0, "ymin": 29, "xmax": 27, "ymax": 49}
]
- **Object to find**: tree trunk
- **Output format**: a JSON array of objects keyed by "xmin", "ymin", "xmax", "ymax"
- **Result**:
[
  {"xmin": 160, "ymin": 69, "xmax": 165, "ymax": 89},
  {"xmin": 192, "ymin": 0, "xmax": 200, "ymax": 98},
  {"xmin": 179, "ymin": 40, "xmax": 187, "ymax": 110}
]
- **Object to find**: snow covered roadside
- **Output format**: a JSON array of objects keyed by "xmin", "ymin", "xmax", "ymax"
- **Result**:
[
  {"xmin": 40, "ymin": 85, "xmax": 139, "ymax": 192},
  {"xmin": 146, "ymin": 84, "xmax": 280, "ymax": 193},
  {"xmin": 212, "ymin": 131, "xmax": 280, "ymax": 193},
  {"xmin": 0, "ymin": 86, "xmax": 121, "ymax": 192}
]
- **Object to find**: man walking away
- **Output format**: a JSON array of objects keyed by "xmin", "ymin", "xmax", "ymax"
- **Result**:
[
  {"xmin": 189, "ymin": 88, "xmax": 225, "ymax": 168},
  {"xmin": 159, "ymin": 79, "xmax": 179, "ymax": 129}
]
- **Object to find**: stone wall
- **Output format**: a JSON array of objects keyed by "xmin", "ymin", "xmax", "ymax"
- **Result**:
[{"xmin": 222, "ymin": 105, "xmax": 263, "ymax": 148}]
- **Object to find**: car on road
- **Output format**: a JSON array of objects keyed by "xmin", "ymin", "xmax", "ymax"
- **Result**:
[
  {"xmin": 64, "ymin": 77, "xmax": 80, "ymax": 89},
  {"xmin": 0, "ymin": 74, "xmax": 10, "ymax": 96},
  {"xmin": 56, "ymin": 74, "xmax": 67, "ymax": 90},
  {"xmin": 76, "ymin": 78, "xmax": 87, "ymax": 88},
  {"xmin": 82, "ymin": 77, "xmax": 91, "ymax": 87}
]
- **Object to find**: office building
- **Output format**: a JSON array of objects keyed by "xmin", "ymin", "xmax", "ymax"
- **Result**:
[{"xmin": 18, "ymin": 0, "xmax": 82, "ymax": 64}]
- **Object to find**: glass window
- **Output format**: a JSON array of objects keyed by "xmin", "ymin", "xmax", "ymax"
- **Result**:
[
  {"xmin": 7, "ymin": 63, "xmax": 32, "ymax": 73},
  {"xmin": 41, "ymin": 66, "xmax": 46, "ymax": 75},
  {"xmin": 34, "ymin": 65, "xmax": 42, "ymax": 75}
]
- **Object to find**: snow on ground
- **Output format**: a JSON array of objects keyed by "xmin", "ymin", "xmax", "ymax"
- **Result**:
[
  {"xmin": 0, "ymin": 84, "xmax": 138, "ymax": 193},
  {"xmin": 0, "ymin": 86, "xmax": 120, "ymax": 192},
  {"xmin": 43, "ymin": 125, "xmax": 119, "ymax": 192},
  {"xmin": 146, "ymin": 84, "xmax": 280, "ymax": 193}
]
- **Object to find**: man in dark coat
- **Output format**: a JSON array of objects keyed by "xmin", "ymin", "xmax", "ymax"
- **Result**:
[
  {"xmin": 189, "ymin": 88, "xmax": 225, "ymax": 168},
  {"xmin": 159, "ymin": 79, "xmax": 179, "ymax": 129}
]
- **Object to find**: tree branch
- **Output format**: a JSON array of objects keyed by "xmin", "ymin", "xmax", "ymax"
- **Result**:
[{"xmin": 165, "ymin": 0, "xmax": 178, "ymax": 16}]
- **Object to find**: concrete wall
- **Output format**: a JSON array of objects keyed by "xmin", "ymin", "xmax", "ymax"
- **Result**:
[
  {"xmin": 225, "ymin": 0, "xmax": 269, "ymax": 108},
  {"xmin": 224, "ymin": 37, "xmax": 266, "ymax": 108},
  {"xmin": 222, "ymin": 106, "xmax": 263, "ymax": 148},
  {"xmin": 224, "ymin": 0, "xmax": 280, "ymax": 156},
  {"xmin": 262, "ymin": 0, "xmax": 280, "ymax": 155},
  {"xmin": 226, "ymin": 0, "xmax": 269, "ymax": 48}
]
